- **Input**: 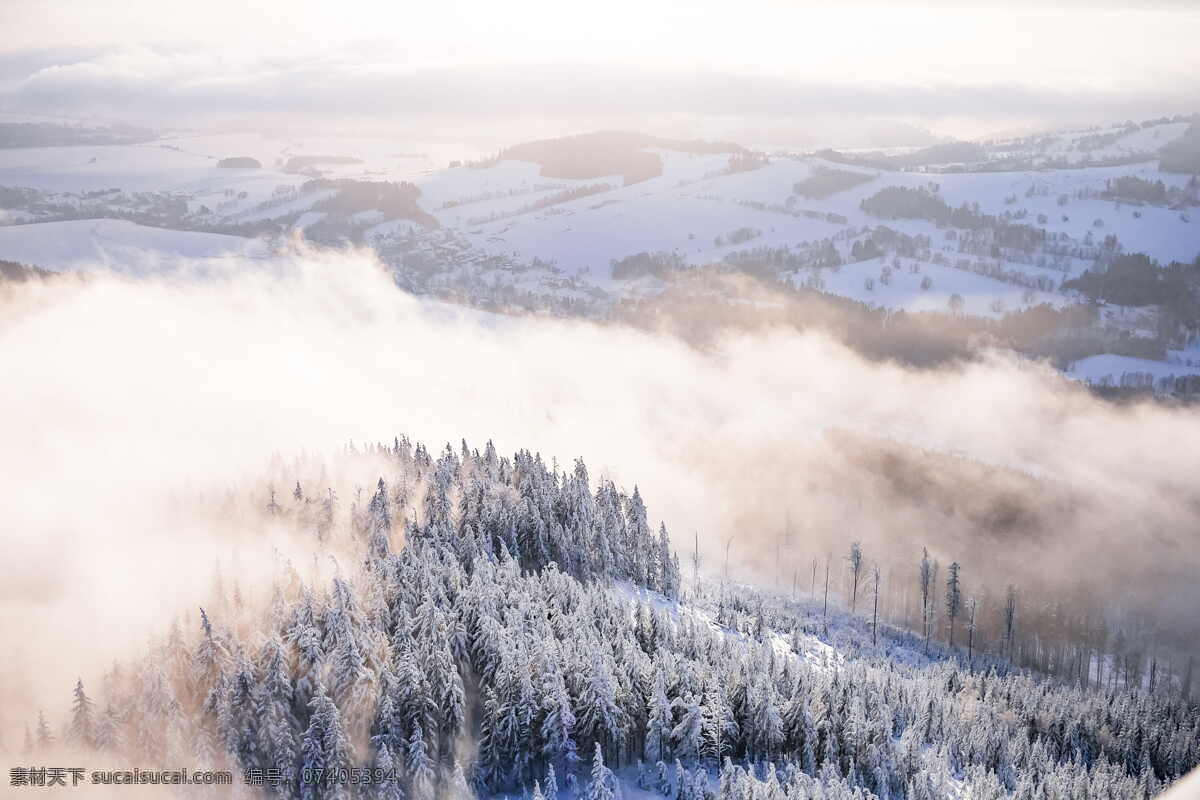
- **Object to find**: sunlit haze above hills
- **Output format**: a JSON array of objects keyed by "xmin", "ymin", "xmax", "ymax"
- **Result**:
[{"xmin": 2, "ymin": 0, "xmax": 1198, "ymax": 145}]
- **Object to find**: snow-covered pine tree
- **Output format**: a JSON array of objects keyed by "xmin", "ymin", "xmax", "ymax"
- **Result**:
[
  {"xmin": 300, "ymin": 686, "xmax": 353, "ymax": 800},
  {"xmin": 427, "ymin": 641, "xmax": 466, "ymax": 762},
  {"xmin": 405, "ymin": 722, "xmax": 435, "ymax": 800},
  {"xmin": 658, "ymin": 524, "xmax": 678, "ymax": 599},
  {"xmin": 673, "ymin": 758, "xmax": 689, "ymax": 800},
  {"xmin": 373, "ymin": 741, "xmax": 404, "ymax": 800},
  {"xmin": 68, "ymin": 678, "xmax": 95, "ymax": 748},
  {"xmin": 586, "ymin": 743, "xmax": 615, "ymax": 800},
  {"xmin": 447, "ymin": 760, "xmax": 471, "ymax": 800},
  {"xmin": 576, "ymin": 653, "xmax": 624, "ymax": 764},
  {"xmin": 256, "ymin": 636, "xmax": 298, "ymax": 792},
  {"xmin": 701, "ymin": 676, "xmax": 737, "ymax": 766},
  {"xmin": 36, "ymin": 710, "xmax": 54, "ymax": 748},
  {"xmin": 540, "ymin": 662, "xmax": 579, "ymax": 774},
  {"xmin": 670, "ymin": 694, "xmax": 704, "ymax": 763},
  {"xmin": 645, "ymin": 668, "xmax": 673, "ymax": 764}
]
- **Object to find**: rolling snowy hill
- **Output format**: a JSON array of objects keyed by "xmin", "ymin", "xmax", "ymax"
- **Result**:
[
  {"xmin": 1, "ymin": 117, "xmax": 1198, "ymax": 394},
  {"xmin": 0, "ymin": 219, "xmax": 270, "ymax": 273}
]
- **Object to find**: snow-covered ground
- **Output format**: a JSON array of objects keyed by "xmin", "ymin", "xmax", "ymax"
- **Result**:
[
  {"xmin": 0, "ymin": 142, "xmax": 225, "ymax": 193},
  {"xmin": 1034, "ymin": 120, "xmax": 1191, "ymax": 164},
  {"xmin": 0, "ymin": 219, "xmax": 269, "ymax": 273},
  {"xmin": 1066, "ymin": 354, "xmax": 1200, "ymax": 385},
  {"xmin": 428, "ymin": 149, "xmax": 1197, "ymax": 284},
  {"xmin": 5, "ymin": 129, "xmax": 1196, "ymax": 280},
  {"xmin": 2, "ymin": 119, "xmax": 1198, "ymax": 386},
  {"xmin": 153, "ymin": 131, "xmax": 468, "ymax": 180},
  {"xmin": 798, "ymin": 258, "xmax": 1060, "ymax": 318}
]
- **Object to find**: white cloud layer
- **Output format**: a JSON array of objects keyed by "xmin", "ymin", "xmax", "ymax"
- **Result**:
[
  {"xmin": 3, "ymin": 247, "xmax": 1199, "ymax": 718},
  {"xmin": 1, "ymin": 1, "xmax": 1197, "ymax": 137}
]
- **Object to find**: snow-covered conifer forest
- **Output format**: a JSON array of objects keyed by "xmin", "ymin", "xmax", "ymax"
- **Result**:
[
  {"xmin": 13, "ymin": 437, "xmax": 1197, "ymax": 798},
  {"xmin": 4, "ymin": 1, "xmax": 1200, "ymax": 797}
]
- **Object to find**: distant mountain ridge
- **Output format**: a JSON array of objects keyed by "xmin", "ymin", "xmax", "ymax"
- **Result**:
[
  {"xmin": 496, "ymin": 130, "xmax": 746, "ymax": 185},
  {"xmin": 0, "ymin": 121, "xmax": 155, "ymax": 149}
]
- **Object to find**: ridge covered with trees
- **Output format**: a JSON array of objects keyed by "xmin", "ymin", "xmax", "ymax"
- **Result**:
[{"xmin": 17, "ymin": 437, "xmax": 1199, "ymax": 799}]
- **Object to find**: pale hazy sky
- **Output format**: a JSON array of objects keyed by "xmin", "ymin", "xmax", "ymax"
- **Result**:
[{"xmin": 1, "ymin": 0, "xmax": 1197, "ymax": 141}]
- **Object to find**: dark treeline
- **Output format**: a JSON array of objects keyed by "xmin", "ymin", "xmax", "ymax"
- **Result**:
[
  {"xmin": 1064, "ymin": 252, "xmax": 1200, "ymax": 344},
  {"xmin": 217, "ymin": 157, "xmax": 263, "ymax": 169},
  {"xmin": 812, "ymin": 142, "xmax": 986, "ymax": 172},
  {"xmin": 299, "ymin": 179, "xmax": 440, "ymax": 245},
  {"xmin": 515, "ymin": 184, "xmax": 613, "ymax": 216},
  {"xmin": 0, "ymin": 258, "xmax": 54, "ymax": 282},
  {"xmin": 611, "ymin": 251, "xmax": 688, "ymax": 281},
  {"xmin": 1103, "ymin": 176, "xmax": 1169, "ymax": 205},
  {"xmin": 792, "ymin": 168, "xmax": 876, "ymax": 200},
  {"xmin": 306, "ymin": 179, "xmax": 438, "ymax": 229},
  {"xmin": 860, "ymin": 187, "xmax": 1048, "ymax": 255},
  {"xmin": 1160, "ymin": 124, "xmax": 1200, "ymax": 174}
]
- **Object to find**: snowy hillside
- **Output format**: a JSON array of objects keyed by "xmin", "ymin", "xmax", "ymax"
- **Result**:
[
  {"xmin": 8, "ymin": 438, "xmax": 1196, "ymax": 799},
  {"xmin": 1, "ymin": 117, "xmax": 1198, "ymax": 394},
  {"xmin": 1066, "ymin": 353, "xmax": 1200, "ymax": 390},
  {"xmin": 995, "ymin": 118, "xmax": 1193, "ymax": 167},
  {"xmin": 0, "ymin": 219, "xmax": 269, "ymax": 273}
]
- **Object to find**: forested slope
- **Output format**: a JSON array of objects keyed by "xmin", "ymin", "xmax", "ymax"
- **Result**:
[{"xmin": 17, "ymin": 438, "xmax": 1199, "ymax": 799}]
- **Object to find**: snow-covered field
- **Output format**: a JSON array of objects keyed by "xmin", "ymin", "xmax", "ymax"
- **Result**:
[
  {"xmin": 0, "ymin": 142, "xmax": 225, "ymax": 192},
  {"xmin": 1033, "ymin": 120, "xmax": 1191, "ymax": 164},
  {"xmin": 418, "ymin": 148, "xmax": 1197, "ymax": 286},
  {"xmin": 4, "ymin": 127, "xmax": 1196, "ymax": 285},
  {"xmin": 1066, "ymin": 354, "xmax": 1200, "ymax": 385},
  {"xmin": 792, "ymin": 256, "xmax": 1064, "ymax": 318},
  {"xmin": 0, "ymin": 219, "xmax": 269, "ymax": 273},
  {"xmin": 2, "ymin": 118, "xmax": 1198, "ymax": 385}
]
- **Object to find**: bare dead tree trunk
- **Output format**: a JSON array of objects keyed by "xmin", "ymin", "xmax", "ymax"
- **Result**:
[
  {"xmin": 723, "ymin": 536, "xmax": 733, "ymax": 586},
  {"xmin": 967, "ymin": 598, "xmax": 977, "ymax": 671},
  {"xmin": 823, "ymin": 556, "xmax": 830, "ymax": 635},
  {"xmin": 871, "ymin": 564, "xmax": 880, "ymax": 646},
  {"xmin": 692, "ymin": 531, "xmax": 701, "ymax": 600}
]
